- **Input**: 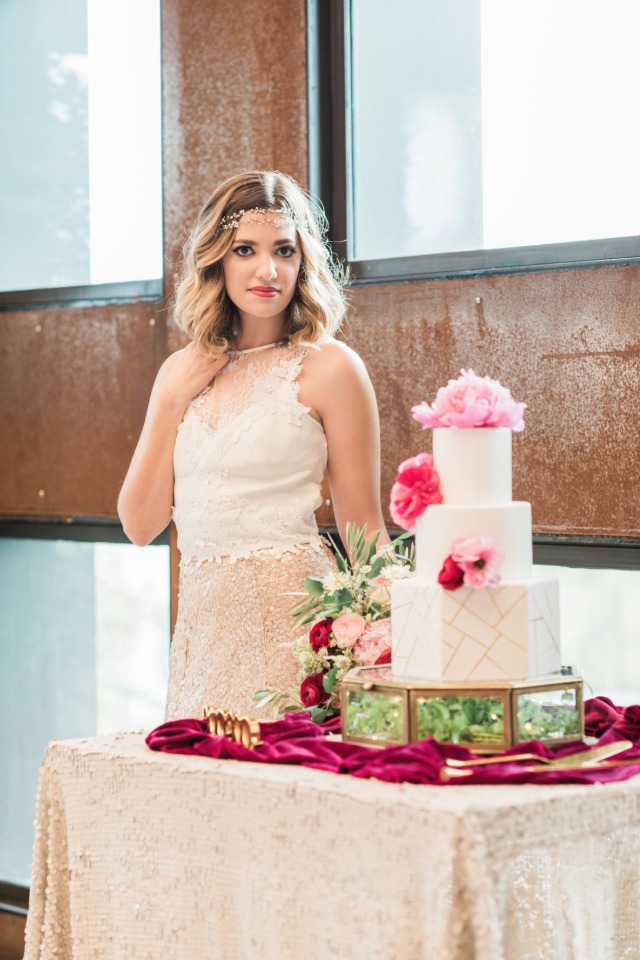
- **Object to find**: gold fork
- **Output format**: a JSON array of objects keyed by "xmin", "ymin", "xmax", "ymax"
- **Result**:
[{"xmin": 445, "ymin": 740, "xmax": 632, "ymax": 769}]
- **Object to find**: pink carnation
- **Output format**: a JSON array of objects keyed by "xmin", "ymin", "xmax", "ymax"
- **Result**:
[
  {"xmin": 411, "ymin": 369, "xmax": 526, "ymax": 431},
  {"xmin": 331, "ymin": 613, "xmax": 366, "ymax": 648},
  {"xmin": 390, "ymin": 452, "xmax": 442, "ymax": 533},
  {"xmin": 450, "ymin": 535, "xmax": 504, "ymax": 589},
  {"xmin": 353, "ymin": 619, "xmax": 393, "ymax": 666}
]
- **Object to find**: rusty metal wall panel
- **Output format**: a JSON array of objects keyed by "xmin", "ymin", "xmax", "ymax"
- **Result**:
[
  {"xmin": 1, "ymin": 304, "xmax": 167, "ymax": 518},
  {"xmin": 330, "ymin": 265, "xmax": 640, "ymax": 538},
  {"xmin": 162, "ymin": 0, "xmax": 309, "ymax": 339}
]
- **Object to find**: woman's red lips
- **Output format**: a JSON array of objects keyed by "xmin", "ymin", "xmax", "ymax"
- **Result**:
[{"xmin": 249, "ymin": 286, "xmax": 279, "ymax": 297}]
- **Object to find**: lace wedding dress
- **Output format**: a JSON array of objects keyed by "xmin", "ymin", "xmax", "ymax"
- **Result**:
[{"xmin": 165, "ymin": 341, "xmax": 336, "ymax": 719}]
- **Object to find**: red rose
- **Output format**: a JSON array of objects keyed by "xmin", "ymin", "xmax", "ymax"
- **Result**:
[
  {"xmin": 300, "ymin": 673, "xmax": 329, "ymax": 707},
  {"xmin": 374, "ymin": 646, "xmax": 392, "ymax": 665},
  {"xmin": 438, "ymin": 555, "xmax": 465, "ymax": 591},
  {"xmin": 309, "ymin": 618, "xmax": 333, "ymax": 651}
]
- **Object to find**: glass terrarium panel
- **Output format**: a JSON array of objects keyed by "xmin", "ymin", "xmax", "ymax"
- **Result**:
[
  {"xmin": 345, "ymin": 689, "xmax": 406, "ymax": 745},
  {"xmin": 516, "ymin": 686, "xmax": 580, "ymax": 742},
  {"xmin": 415, "ymin": 695, "xmax": 506, "ymax": 746}
]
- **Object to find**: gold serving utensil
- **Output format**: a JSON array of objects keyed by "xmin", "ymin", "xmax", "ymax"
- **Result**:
[{"xmin": 445, "ymin": 740, "xmax": 633, "ymax": 770}]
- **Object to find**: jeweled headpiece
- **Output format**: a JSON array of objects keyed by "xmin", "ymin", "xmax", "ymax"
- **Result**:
[{"xmin": 219, "ymin": 207, "xmax": 310, "ymax": 232}]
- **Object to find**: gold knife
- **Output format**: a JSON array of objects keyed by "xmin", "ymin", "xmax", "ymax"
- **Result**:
[{"xmin": 443, "ymin": 740, "xmax": 633, "ymax": 777}]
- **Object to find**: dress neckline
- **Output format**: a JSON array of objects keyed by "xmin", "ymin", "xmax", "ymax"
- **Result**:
[{"xmin": 227, "ymin": 340, "xmax": 284, "ymax": 356}]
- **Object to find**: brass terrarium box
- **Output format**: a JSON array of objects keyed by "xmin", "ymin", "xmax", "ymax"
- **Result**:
[{"xmin": 340, "ymin": 665, "xmax": 584, "ymax": 753}]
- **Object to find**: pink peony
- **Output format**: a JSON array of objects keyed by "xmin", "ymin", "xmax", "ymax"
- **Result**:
[
  {"xmin": 450, "ymin": 535, "xmax": 504, "ymax": 589},
  {"xmin": 353, "ymin": 619, "xmax": 393, "ymax": 666},
  {"xmin": 411, "ymin": 369, "xmax": 526, "ymax": 431},
  {"xmin": 390, "ymin": 452, "xmax": 442, "ymax": 532},
  {"xmin": 331, "ymin": 613, "xmax": 366, "ymax": 648}
]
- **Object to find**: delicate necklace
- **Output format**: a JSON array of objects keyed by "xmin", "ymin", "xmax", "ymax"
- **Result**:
[{"xmin": 227, "ymin": 340, "xmax": 283, "ymax": 356}]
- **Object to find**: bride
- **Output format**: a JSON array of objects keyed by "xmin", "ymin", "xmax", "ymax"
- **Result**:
[{"xmin": 118, "ymin": 170, "xmax": 389, "ymax": 719}]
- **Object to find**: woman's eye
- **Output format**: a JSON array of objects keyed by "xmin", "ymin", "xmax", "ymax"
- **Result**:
[
  {"xmin": 232, "ymin": 245, "xmax": 253, "ymax": 256},
  {"xmin": 277, "ymin": 246, "xmax": 295, "ymax": 257}
]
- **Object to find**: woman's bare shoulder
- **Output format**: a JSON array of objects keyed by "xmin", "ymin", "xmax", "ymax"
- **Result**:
[{"xmin": 303, "ymin": 338, "xmax": 367, "ymax": 379}]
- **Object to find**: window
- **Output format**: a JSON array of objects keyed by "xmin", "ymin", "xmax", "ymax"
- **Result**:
[
  {"xmin": 0, "ymin": 0, "xmax": 163, "ymax": 305},
  {"xmin": 531, "ymin": 562, "xmax": 640, "ymax": 705},
  {"xmin": 0, "ymin": 534, "xmax": 170, "ymax": 885},
  {"xmin": 310, "ymin": 0, "xmax": 640, "ymax": 280}
]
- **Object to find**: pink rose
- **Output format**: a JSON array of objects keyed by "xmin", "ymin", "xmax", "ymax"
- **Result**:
[
  {"xmin": 390, "ymin": 452, "xmax": 442, "ymax": 533},
  {"xmin": 438, "ymin": 555, "xmax": 465, "ymax": 591},
  {"xmin": 369, "ymin": 574, "xmax": 391, "ymax": 604},
  {"xmin": 353, "ymin": 619, "xmax": 393, "ymax": 667},
  {"xmin": 450, "ymin": 535, "xmax": 504, "ymax": 589},
  {"xmin": 309, "ymin": 618, "xmax": 333, "ymax": 651},
  {"xmin": 331, "ymin": 613, "xmax": 365, "ymax": 648},
  {"xmin": 411, "ymin": 369, "xmax": 526, "ymax": 432},
  {"xmin": 300, "ymin": 673, "xmax": 329, "ymax": 707}
]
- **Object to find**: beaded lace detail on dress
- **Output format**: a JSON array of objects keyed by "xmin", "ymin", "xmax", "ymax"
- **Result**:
[{"xmin": 173, "ymin": 342, "xmax": 327, "ymax": 565}]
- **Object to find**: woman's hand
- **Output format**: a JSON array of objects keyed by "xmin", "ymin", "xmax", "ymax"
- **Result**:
[
  {"xmin": 117, "ymin": 343, "xmax": 229, "ymax": 546},
  {"xmin": 155, "ymin": 342, "xmax": 229, "ymax": 417}
]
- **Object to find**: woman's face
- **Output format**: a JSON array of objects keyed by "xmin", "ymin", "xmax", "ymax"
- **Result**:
[{"xmin": 221, "ymin": 213, "xmax": 302, "ymax": 328}]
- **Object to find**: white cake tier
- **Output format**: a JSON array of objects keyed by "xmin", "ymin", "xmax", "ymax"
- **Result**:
[
  {"xmin": 391, "ymin": 577, "xmax": 561, "ymax": 682},
  {"xmin": 433, "ymin": 427, "xmax": 511, "ymax": 504},
  {"xmin": 416, "ymin": 502, "xmax": 533, "ymax": 582}
]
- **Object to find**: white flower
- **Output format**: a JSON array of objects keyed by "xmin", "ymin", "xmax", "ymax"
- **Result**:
[
  {"xmin": 323, "ymin": 571, "xmax": 346, "ymax": 591},
  {"xmin": 333, "ymin": 654, "xmax": 355, "ymax": 680},
  {"xmin": 385, "ymin": 563, "xmax": 414, "ymax": 581}
]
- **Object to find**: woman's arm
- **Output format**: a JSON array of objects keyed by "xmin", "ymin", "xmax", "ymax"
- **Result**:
[
  {"xmin": 117, "ymin": 345, "xmax": 228, "ymax": 546},
  {"xmin": 299, "ymin": 340, "xmax": 390, "ymax": 549}
]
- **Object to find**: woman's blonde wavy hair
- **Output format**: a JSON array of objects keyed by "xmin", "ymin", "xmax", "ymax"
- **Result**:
[{"xmin": 173, "ymin": 171, "xmax": 348, "ymax": 355}]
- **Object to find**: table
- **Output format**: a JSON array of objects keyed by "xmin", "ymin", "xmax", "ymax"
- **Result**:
[{"xmin": 24, "ymin": 732, "xmax": 640, "ymax": 960}]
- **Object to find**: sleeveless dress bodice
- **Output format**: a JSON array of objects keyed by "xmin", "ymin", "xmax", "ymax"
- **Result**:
[
  {"xmin": 165, "ymin": 341, "xmax": 336, "ymax": 721},
  {"xmin": 173, "ymin": 342, "xmax": 328, "ymax": 564}
]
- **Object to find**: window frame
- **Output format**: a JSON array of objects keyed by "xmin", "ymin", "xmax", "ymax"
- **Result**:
[
  {"xmin": 307, "ymin": 0, "xmax": 640, "ymax": 284},
  {"xmin": 0, "ymin": 279, "xmax": 164, "ymax": 312}
]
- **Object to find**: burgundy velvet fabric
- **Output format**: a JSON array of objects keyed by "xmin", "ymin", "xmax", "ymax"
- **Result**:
[{"xmin": 145, "ymin": 697, "xmax": 640, "ymax": 786}]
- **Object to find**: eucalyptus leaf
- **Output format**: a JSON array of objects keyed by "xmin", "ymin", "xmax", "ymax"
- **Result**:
[
  {"xmin": 323, "ymin": 666, "xmax": 338, "ymax": 694},
  {"xmin": 367, "ymin": 556, "xmax": 385, "ymax": 579},
  {"xmin": 304, "ymin": 576, "xmax": 324, "ymax": 597}
]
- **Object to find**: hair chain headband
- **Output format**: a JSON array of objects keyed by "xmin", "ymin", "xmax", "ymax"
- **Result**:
[{"xmin": 219, "ymin": 207, "xmax": 310, "ymax": 232}]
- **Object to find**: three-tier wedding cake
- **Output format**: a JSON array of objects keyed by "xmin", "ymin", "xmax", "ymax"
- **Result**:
[{"xmin": 390, "ymin": 371, "xmax": 561, "ymax": 683}]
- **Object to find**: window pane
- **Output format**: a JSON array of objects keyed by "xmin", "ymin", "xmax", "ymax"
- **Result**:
[
  {"xmin": 0, "ymin": 538, "xmax": 169, "ymax": 885},
  {"xmin": 0, "ymin": 0, "xmax": 162, "ymax": 293},
  {"xmin": 350, "ymin": 0, "xmax": 640, "ymax": 261},
  {"xmin": 533, "ymin": 565, "xmax": 640, "ymax": 705}
]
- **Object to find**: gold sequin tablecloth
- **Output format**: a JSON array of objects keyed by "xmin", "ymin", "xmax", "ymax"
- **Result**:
[{"xmin": 24, "ymin": 732, "xmax": 640, "ymax": 960}]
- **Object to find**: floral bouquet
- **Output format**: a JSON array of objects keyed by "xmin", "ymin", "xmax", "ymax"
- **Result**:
[{"xmin": 253, "ymin": 523, "xmax": 414, "ymax": 722}]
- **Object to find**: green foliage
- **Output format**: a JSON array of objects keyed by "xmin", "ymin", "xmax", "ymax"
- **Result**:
[
  {"xmin": 257, "ymin": 523, "xmax": 414, "ymax": 723},
  {"xmin": 414, "ymin": 691, "xmax": 580, "ymax": 745},
  {"xmin": 346, "ymin": 691, "xmax": 405, "ymax": 743},
  {"xmin": 517, "ymin": 693, "xmax": 579, "ymax": 740},
  {"xmin": 323, "ymin": 666, "xmax": 338, "ymax": 695},
  {"xmin": 304, "ymin": 577, "xmax": 325, "ymax": 597},
  {"xmin": 417, "ymin": 696, "xmax": 505, "ymax": 744},
  {"xmin": 289, "ymin": 522, "xmax": 414, "ymax": 631}
]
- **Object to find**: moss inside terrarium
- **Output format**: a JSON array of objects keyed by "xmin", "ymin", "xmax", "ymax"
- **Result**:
[
  {"xmin": 416, "ymin": 696, "xmax": 506, "ymax": 745},
  {"xmin": 346, "ymin": 690, "xmax": 405, "ymax": 743},
  {"xmin": 516, "ymin": 688, "xmax": 579, "ymax": 741}
]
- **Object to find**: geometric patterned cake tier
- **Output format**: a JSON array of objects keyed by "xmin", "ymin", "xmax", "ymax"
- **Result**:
[{"xmin": 391, "ymin": 577, "xmax": 561, "ymax": 682}]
